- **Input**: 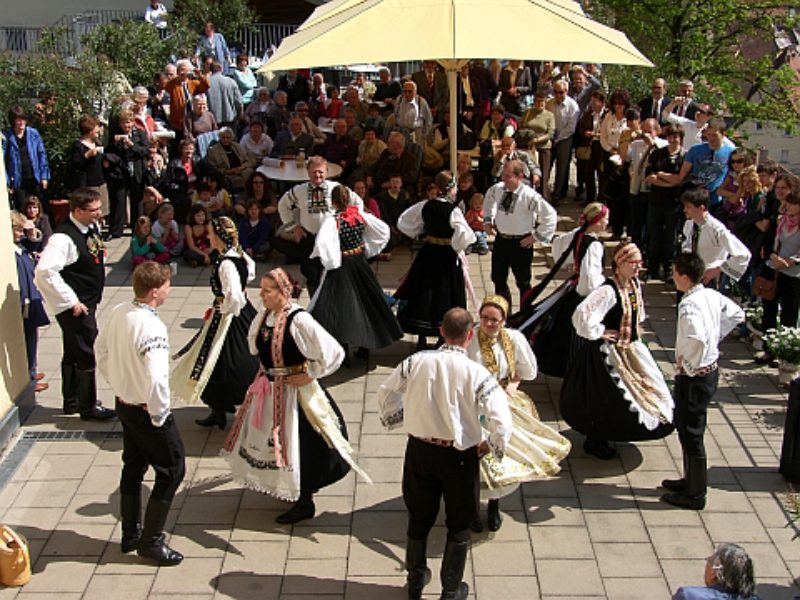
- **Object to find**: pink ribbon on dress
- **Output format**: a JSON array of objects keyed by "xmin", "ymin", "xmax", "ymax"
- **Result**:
[{"xmin": 248, "ymin": 372, "xmax": 272, "ymax": 430}]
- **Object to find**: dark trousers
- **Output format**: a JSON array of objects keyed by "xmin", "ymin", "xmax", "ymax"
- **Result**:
[
  {"xmin": 402, "ymin": 436, "xmax": 478, "ymax": 541},
  {"xmin": 763, "ymin": 272, "xmax": 800, "ymax": 332},
  {"xmin": 577, "ymin": 141, "xmax": 603, "ymax": 203},
  {"xmin": 674, "ymin": 369, "xmax": 719, "ymax": 459},
  {"xmin": 537, "ymin": 148, "xmax": 552, "ymax": 202},
  {"xmin": 647, "ymin": 200, "xmax": 679, "ymax": 276},
  {"xmin": 117, "ymin": 399, "xmax": 186, "ymax": 502},
  {"xmin": 628, "ymin": 192, "xmax": 648, "ymax": 250},
  {"xmin": 55, "ymin": 307, "xmax": 97, "ymax": 372},
  {"xmin": 107, "ymin": 180, "xmax": 129, "ymax": 237},
  {"xmin": 491, "ymin": 235, "xmax": 534, "ymax": 307},
  {"xmin": 551, "ymin": 136, "xmax": 574, "ymax": 201},
  {"xmin": 23, "ymin": 320, "xmax": 38, "ymax": 380}
]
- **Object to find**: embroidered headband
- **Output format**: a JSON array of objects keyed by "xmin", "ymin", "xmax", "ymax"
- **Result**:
[
  {"xmin": 613, "ymin": 242, "xmax": 641, "ymax": 266},
  {"xmin": 212, "ymin": 216, "xmax": 238, "ymax": 249},
  {"xmin": 580, "ymin": 203, "xmax": 609, "ymax": 227},
  {"xmin": 268, "ymin": 268, "xmax": 293, "ymax": 299},
  {"xmin": 480, "ymin": 294, "xmax": 509, "ymax": 319}
]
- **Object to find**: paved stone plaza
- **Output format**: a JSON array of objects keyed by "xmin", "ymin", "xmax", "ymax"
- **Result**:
[{"xmin": 0, "ymin": 200, "xmax": 798, "ymax": 599}]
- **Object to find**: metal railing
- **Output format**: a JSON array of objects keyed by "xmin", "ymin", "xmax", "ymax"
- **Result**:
[{"xmin": 235, "ymin": 23, "xmax": 298, "ymax": 59}]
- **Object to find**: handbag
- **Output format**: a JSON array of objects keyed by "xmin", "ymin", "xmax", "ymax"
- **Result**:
[
  {"xmin": 753, "ymin": 266, "xmax": 777, "ymax": 301},
  {"xmin": 576, "ymin": 145, "xmax": 592, "ymax": 161},
  {"xmin": 0, "ymin": 525, "xmax": 31, "ymax": 587}
]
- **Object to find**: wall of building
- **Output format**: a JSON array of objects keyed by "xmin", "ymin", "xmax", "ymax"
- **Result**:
[{"xmin": 740, "ymin": 120, "xmax": 800, "ymax": 174}]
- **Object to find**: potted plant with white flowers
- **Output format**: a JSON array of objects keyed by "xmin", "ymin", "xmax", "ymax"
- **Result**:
[
  {"xmin": 745, "ymin": 305, "xmax": 765, "ymax": 351},
  {"xmin": 764, "ymin": 326, "xmax": 800, "ymax": 385}
]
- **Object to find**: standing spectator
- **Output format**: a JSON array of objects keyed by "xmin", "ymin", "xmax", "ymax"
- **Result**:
[
  {"xmin": 394, "ymin": 81, "xmax": 434, "ymax": 147},
  {"xmin": 598, "ymin": 89, "xmax": 631, "ymax": 206},
  {"xmin": 164, "ymin": 60, "xmax": 210, "ymax": 136},
  {"xmin": 637, "ymin": 77, "xmax": 671, "ymax": 126},
  {"xmin": 69, "ymin": 115, "xmax": 109, "ymax": 222},
  {"xmin": 34, "ymin": 188, "xmax": 116, "ymax": 421},
  {"xmin": 411, "ymin": 60, "xmax": 449, "ymax": 122},
  {"xmin": 278, "ymin": 70, "xmax": 311, "ymax": 110},
  {"xmin": 661, "ymin": 99, "xmax": 715, "ymax": 151},
  {"xmin": 716, "ymin": 148, "xmax": 752, "ymax": 210},
  {"xmin": 104, "ymin": 109, "xmax": 149, "ymax": 239},
  {"xmin": 231, "ymin": 54, "xmax": 257, "ymax": 105},
  {"xmin": 576, "ymin": 91, "xmax": 608, "ymax": 204},
  {"xmin": 498, "ymin": 60, "xmax": 534, "ymax": 117},
  {"xmin": 624, "ymin": 117, "xmax": 666, "ymax": 250},
  {"xmin": 4, "ymin": 106, "xmax": 49, "ymax": 211},
  {"xmin": 520, "ymin": 91, "xmax": 555, "ymax": 201},
  {"xmin": 547, "ymin": 80, "xmax": 580, "ymax": 203},
  {"xmin": 206, "ymin": 62, "xmax": 243, "ymax": 129},
  {"xmin": 373, "ymin": 67, "xmax": 402, "ymax": 113},
  {"xmin": 569, "ymin": 64, "xmax": 602, "ymax": 114},
  {"xmin": 470, "ymin": 59, "xmax": 499, "ymax": 129},
  {"xmin": 144, "ymin": 0, "xmax": 168, "ymax": 29},
  {"xmin": 195, "ymin": 21, "xmax": 231, "ymax": 74},
  {"xmin": 164, "ymin": 138, "xmax": 203, "ymax": 223},
  {"xmin": 11, "ymin": 211, "xmax": 50, "ymax": 392},
  {"xmin": 308, "ymin": 73, "xmax": 327, "ymax": 119}
]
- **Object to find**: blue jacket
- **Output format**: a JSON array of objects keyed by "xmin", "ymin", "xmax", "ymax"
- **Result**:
[
  {"xmin": 673, "ymin": 585, "xmax": 761, "ymax": 600},
  {"xmin": 238, "ymin": 216, "xmax": 271, "ymax": 252},
  {"xmin": 4, "ymin": 127, "xmax": 50, "ymax": 189}
]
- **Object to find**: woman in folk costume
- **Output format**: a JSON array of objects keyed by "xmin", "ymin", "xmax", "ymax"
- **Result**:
[
  {"xmin": 394, "ymin": 170, "xmax": 477, "ymax": 350},
  {"xmin": 171, "ymin": 217, "xmax": 259, "ymax": 429},
  {"xmin": 308, "ymin": 184, "xmax": 402, "ymax": 366},
  {"xmin": 223, "ymin": 268, "xmax": 370, "ymax": 524},
  {"xmin": 467, "ymin": 295, "xmax": 571, "ymax": 533},
  {"xmin": 561, "ymin": 242, "xmax": 674, "ymax": 460},
  {"xmin": 509, "ymin": 202, "xmax": 608, "ymax": 378}
]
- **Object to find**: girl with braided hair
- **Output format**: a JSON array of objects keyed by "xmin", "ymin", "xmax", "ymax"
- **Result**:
[
  {"xmin": 561, "ymin": 241, "xmax": 674, "ymax": 460},
  {"xmin": 171, "ymin": 216, "xmax": 259, "ymax": 429},
  {"xmin": 466, "ymin": 295, "xmax": 570, "ymax": 533}
]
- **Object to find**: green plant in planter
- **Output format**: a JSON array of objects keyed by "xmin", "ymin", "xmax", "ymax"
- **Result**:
[{"xmin": 764, "ymin": 326, "xmax": 800, "ymax": 364}]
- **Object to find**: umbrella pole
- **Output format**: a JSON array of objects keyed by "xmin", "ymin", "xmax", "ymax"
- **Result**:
[{"xmin": 448, "ymin": 67, "xmax": 458, "ymax": 175}]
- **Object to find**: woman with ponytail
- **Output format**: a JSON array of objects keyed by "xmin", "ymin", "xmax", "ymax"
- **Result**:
[{"xmin": 171, "ymin": 216, "xmax": 259, "ymax": 429}]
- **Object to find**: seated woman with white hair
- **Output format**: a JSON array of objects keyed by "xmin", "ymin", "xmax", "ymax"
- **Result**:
[
  {"xmin": 206, "ymin": 127, "xmax": 256, "ymax": 193},
  {"xmin": 243, "ymin": 87, "xmax": 272, "ymax": 128},
  {"xmin": 672, "ymin": 543, "xmax": 760, "ymax": 600}
]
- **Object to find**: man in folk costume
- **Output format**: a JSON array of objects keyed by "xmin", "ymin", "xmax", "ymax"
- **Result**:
[
  {"xmin": 96, "ymin": 262, "xmax": 185, "ymax": 565},
  {"xmin": 378, "ymin": 308, "xmax": 512, "ymax": 600},
  {"xmin": 662, "ymin": 253, "xmax": 744, "ymax": 510},
  {"xmin": 34, "ymin": 188, "xmax": 115, "ymax": 421}
]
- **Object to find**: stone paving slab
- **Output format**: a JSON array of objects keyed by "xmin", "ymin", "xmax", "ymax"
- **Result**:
[{"xmin": 0, "ymin": 199, "xmax": 798, "ymax": 598}]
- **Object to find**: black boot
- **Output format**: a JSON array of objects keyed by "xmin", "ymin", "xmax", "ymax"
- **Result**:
[
  {"xmin": 120, "ymin": 493, "xmax": 141, "ymax": 553},
  {"xmin": 469, "ymin": 513, "xmax": 483, "ymax": 534},
  {"xmin": 276, "ymin": 493, "xmax": 315, "ymax": 524},
  {"xmin": 661, "ymin": 456, "xmax": 707, "ymax": 510},
  {"xmin": 661, "ymin": 454, "xmax": 688, "ymax": 492},
  {"xmin": 405, "ymin": 537, "xmax": 431, "ymax": 599},
  {"xmin": 195, "ymin": 410, "xmax": 227, "ymax": 429},
  {"xmin": 137, "ymin": 499, "xmax": 183, "ymax": 566},
  {"xmin": 439, "ymin": 533, "xmax": 469, "ymax": 600},
  {"xmin": 487, "ymin": 499, "xmax": 502, "ymax": 532},
  {"xmin": 583, "ymin": 437, "xmax": 616, "ymax": 460},
  {"xmin": 76, "ymin": 368, "xmax": 115, "ymax": 421},
  {"xmin": 62, "ymin": 363, "xmax": 78, "ymax": 415}
]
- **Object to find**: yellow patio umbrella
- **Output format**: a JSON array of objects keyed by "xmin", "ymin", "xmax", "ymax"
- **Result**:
[{"xmin": 261, "ymin": 0, "xmax": 652, "ymax": 172}]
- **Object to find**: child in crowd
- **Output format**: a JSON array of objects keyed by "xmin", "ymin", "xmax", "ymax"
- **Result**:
[
  {"xmin": 130, "ymin": 216, "xmax": 170, "ymax": 266},
  {"xmin": 465, "ymin": 193, "xmax": 489, "ymax": 255},
  {"xmin": 456, "ymin": 171, "xmax": 477, "ymax": 212},
  {"xmin": 238, "ymin": 199, "xmax": 271, "ymax": 261},
  {"xmin": 192, "ymin": 179, "xmax": 231, "ymax": 217},
  {"xmin": 21, "ymin": 196, "xmax": 52, "ymax": 255},
  {"xmin": 353, "ymin": 179, "xmax": 380, "ymax": 218},
  {"xmin": 662, "ymin": 252, "xmax": 744, "ymax": 510},
  {"xmin": 183, "ymin": 204, "xmax": 213, "ymax": 267},
  {"xmin": 151, "ymin": 203, "xmax": 183, "ymax": 258},
  {"xmin": 375, "ymin": 174, "xmax": 411, "ymax": 260}
]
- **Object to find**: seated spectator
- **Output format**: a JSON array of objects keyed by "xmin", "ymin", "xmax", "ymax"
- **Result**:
[
  {"xmin": 368, "ymin": 131, "xmax": 418, "ymax": 196},
  {"xmin": 270, "ymin": 116, "xmax": 315, "ymax": 159},
  {"xmin": 308, "ymin": 73, "xmax": 327, "ymax": 120},
  {"xmin": 356, "ymin": 126, "xmax": 387, "ymax": 174},
  {"xmin": 266, "ymin": 90, "xmax": 291, "ymax": 138},
  {"xmin": 192, "ymin": 179, "xmax": 231, "ymax": 217},
  {"xmin": 320, "ymin": 85, "xmax": 344, "ymax": 120},
  {"xmin": 232, "ymin": 54, "xmax": 257, "ymax": 105},
  {"xmin": 344, "ymin": 87, "xmax": 368, "ymax": 124},
  {"xmin": 373, "ymin": 66, "xmax": 401, "ymax": 113},
  {"xmin": 239, "ymin": 120, "xmax": 273, "ymax": 162},
  {"xmin": 183, "ymin": 203, "xmax": 213, "ymax": 267},
  {"xmin": 144, "ymin": 0, "xmax": 168, "ymax": 29},
  {"xmin": 465, "ymin": 192, "xmax": 489, "ymax": 255},
  {"xmin": 20, "ymin": 196, "xmax": 52, "ymax": 255},
  {"xmin": 491, "ymin": 135, "xmax": 541, "ymax": 185},
  {"xmin": 206, "ymin": 127, "xmax": 255, "ymax": 192},
  {"xmin": 295, "ymin": 101, "xmax": 326, "ymax": 147},
  {"xmin": 322, "ymin": 118, "xmax": 359, "ymax": 181},
  {"xmin": 375, "ymin": 174, "xmax": 411, "ymax": 258},
  {"xmin": 131, "ymin": 216, "xmax": 170, "ymax": 266},
  {"xmin": 141, "ymin": 185, "xmax": 166, "ymax": 221},
  {"xmin": 243, "ymin": 88, "xmax": 272, "ymax": 128},
  {"xmin": 672, "ymin": 543, "xmax": 759, "ymax": 600},
  {"xmin": 190, "ymin": 94, "xmax": 218, "ymax": 138},
  {"xmin": 234, "ymin": 171, "xmax": 278, "ymax": 226},
  {"xmin": 238, "ymin": 199, "xmax": 272, "ymax": 260},
  {"xmin": 343, "ymin": 107, "xmax": 364, "ymax": 142},
  {"xmin": 152, "ymin": 202, "xmax": 183, "ymax": 258},
  {"xmin": 364, "ymin": 102, "xmax": 385, "ymax": 137},
  {"xmin": 353, "ymin": 179, "xmax": 379, "ymax": 218},
  {"xmin": 455, "ymin": 171, "xmax": 477, "ymax": 211}
]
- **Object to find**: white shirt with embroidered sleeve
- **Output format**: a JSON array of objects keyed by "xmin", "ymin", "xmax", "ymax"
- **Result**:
[
  {"xmin": 96, "ymin": 301, "xmax": 171, "ymax": 426},
  {"xmin": 572, "ymin": 284, "xmax": 616, "ymax": 340},
  {"xmin": 310, "ymin": 209, "xmax": 390, "ymax": 271},
  {"xmin": 278, "ymin": 181, "xmax": 364, "ymax": 235},
  {"xmin": 397, "ymin": 201, "xmax": 425, "ymax": 239},
  {"xmin": 551, "ymin": 229, "xmax": 605, "ymax": 297},
  {"xmin": 483, "ymin": 182, "xmax": 557, "ymax": 241},
  {"xmin": 466, "ymin": 326, "xmax": 537, "ymax": 381},
  {"xmin": 377, "ymin": 345, "xmax": 513, "ymax": 456},
  {"xmin": 680, "ymin": 214, "xmax": 751, "ymax": 281},
  {"xmin": 33, "ymin": 215, "xmax": 87, "ymax": 314},
  {"xmin": 218, "ymin": 250, "xmax": 254, "ymax": 316},
  {"xmin": 676, "ymin": 285, "xmax": 744, "ymax": 376}
]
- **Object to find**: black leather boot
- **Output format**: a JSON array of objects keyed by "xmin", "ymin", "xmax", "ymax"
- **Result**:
[
  {"xmin": 661, "ymin": 454, "xmax": 688, "ymax": 492},
  {"xmin": 439, "ymin": 533, "xmax": 469, "ymax": 600},
  {"xmin": 195, "ymin": 410, "xmax": 227, "ymax": 429},
  {"xmin": 487, "ymin": 499, "xmax": 502, "ymax": 532},
  {"xmin": 469, "ymin": 513, "xmax": 483, "ymax": 534},
  {"xmin": 405, "ymin": 537, "xmax": 431, "ymax": 599},
  {"xmin": 62, "ymin": 363, "xmax": 78, "ymax": 415},
  {"xmin": 275, "ymin": 493, "xmax": 315, "ymax": 524},
  {"xmin": 137, "ymin": 499, "xmax": 183, "ymax": 566},
  {"xmin": 120, "ymin": 493, "xmax": 142, "ymax": 553},
  {"xmin": 76, "ymin": 368, "xmax": 115, "ymax": 421},
  {"xmin": 661, "ymin": 456, "xmax": 707, "ymax": 510}
]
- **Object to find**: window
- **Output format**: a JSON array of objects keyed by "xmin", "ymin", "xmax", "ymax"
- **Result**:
[{"xmin": 780, "ymin": 149, "xmax": 790, "ymax": 163}]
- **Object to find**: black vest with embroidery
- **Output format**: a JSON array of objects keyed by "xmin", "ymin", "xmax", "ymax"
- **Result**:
[
  {"xmin": 56, "ymin": 219, "xmax": 105, "ymax": 308},
  {"xmin": 422, "ymin": 200, "xmax": 456, "ymax": 238},
  {"xmin": 256, "ymin": 309, "xmax": 305, "ymax": 368},
  {"xmin": 338, "ymin": 218, "xmax": 365, "ymax": 252},
  {"xmin": 600, "ymin": 278, "xmax": 639, "ymax": 342},
  {"xmin": 210, "ymin": 255, "xmax": 248, "ymax": 297}
]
